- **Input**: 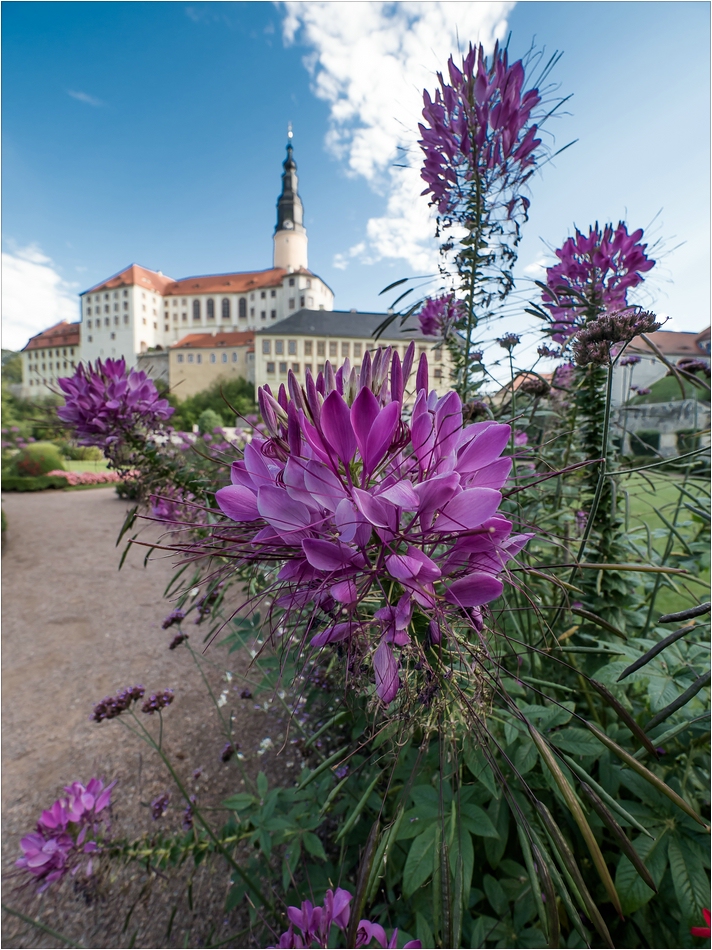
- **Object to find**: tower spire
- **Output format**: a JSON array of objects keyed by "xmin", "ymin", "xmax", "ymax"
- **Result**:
[{"xmin": 273, "ymin": 127, "xmax": 308, "ymax": 271}]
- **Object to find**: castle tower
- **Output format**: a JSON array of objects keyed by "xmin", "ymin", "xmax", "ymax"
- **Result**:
[{"xmin": 273, "ymin": 127, "xmax": 308, "ymax": 272}]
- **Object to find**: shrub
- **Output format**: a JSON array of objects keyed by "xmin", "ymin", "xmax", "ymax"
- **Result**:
[
  {"xmin": 58, "ymin": 442, "xmax": 104, "ymax": 461},
  {"xmin": 168, "ymin": 377, "xmax": 256, "ymax": 430},
  {"xmin": 13, "ymin": 442, "xmax": 66, "ymax": 477},
  {"xmin": 197, "ymin": 409, "xmax": 223, "ymax": 434},
  {"xmin": 1, "ymin": 474, "xmax": 70, "ymax": 491}
]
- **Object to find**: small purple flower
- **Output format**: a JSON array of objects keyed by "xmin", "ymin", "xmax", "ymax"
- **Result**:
[
  {"xmin": 92, "ymin": 685, "xmax": 145, "ymax": 722},
  {"xmin": 192, "ymin": 767, "xmax": 203, "ymax": 780},
  {"xmin": 677, "ymin": 357, "xmax": 711, "ymax": 377},
  {"xmin": 141, "ymin": 689, "xmax": 174, "ymax": 715},
  {"xmin": 572, "ymin": 309, "xmax": 660, "ymax": 367},
  {"xmin": 631, "ymin": 385, "xmax": 651, "ymax": 396},
  {"xmin": 162, "ymin": 609, "xmax": 185, "ymax": 629},
  {"xmin": 538, "ymin": 344, "xmax": 562, "ymax": 359},
  {"xmin": 497, "ymin": 333, "xmax": 520, "ymax": 351},
  {"xmin": 151, "ymin": 792, "xmax": 170, "ymax": 820},
  {"xmin": 620, "ymin": 354, "xmax": 641, "ymax": 367},
  {"xmin": 168, "ymin": 632, "xmax": 188, "ymax": 650},
  {"xmin": 182, "ymin": 797, "xmax": 196, "ymax": 831},
  {"xmin": 240, "ymin": 688, "xmax": 253, "ymax": 699},
  {"xmin": 221, "ymin": 742, "xmax": 236, "ymax": 763}
]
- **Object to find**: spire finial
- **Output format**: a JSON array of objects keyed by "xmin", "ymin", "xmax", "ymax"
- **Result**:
[{"xmin": 287, "ymin": 121, "xmax": 293, "ymax": 141}]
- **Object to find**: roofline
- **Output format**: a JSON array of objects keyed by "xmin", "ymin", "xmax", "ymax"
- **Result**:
[{"xmin": 81, "ymin": 263, "xmax": 155, "ymax": 295}]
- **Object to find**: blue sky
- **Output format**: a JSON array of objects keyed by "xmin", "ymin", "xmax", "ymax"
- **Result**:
[{"xmin": 2, "ymin": 1, "xmax": 709, "ymax": 351}]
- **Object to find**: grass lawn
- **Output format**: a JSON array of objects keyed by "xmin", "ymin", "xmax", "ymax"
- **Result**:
[{"xmin": 64, "ymin": 459, "xmax": 110, "ymax": 473}]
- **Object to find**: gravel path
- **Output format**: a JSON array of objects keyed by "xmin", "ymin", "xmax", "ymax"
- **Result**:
[{"xmin": 1, "ymin": 488, "xmax": 290, "ymax": 948}]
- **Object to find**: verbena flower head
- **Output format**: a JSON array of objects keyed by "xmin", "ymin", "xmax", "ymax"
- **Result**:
[
  {"xmin": 497, "ymin": 332, "xmax": 521, "ymax": 351},
  {"xmin": 142, "ymin": 689, "xmax": 174, "ymax": 714},
  {"xmin": 542, "ymin": 222, "xmax": 656, "ymax": 341},
  {"xmin": 620, "ymin": 354, "xmax": 641, "ymax": 366},
  {"xmin": 92, "ymin": 685, "xmax": 145, "ymax": 722},
  {"xmin": 16, "ymin": 778, "xmax": 115, "ymax": 892},
  {"xmin": 206, "ymin": 345, "xmax": 530, "ymax": 705},
  {"xmin": 420, "ymin": 42, "xmax": 542, "ymax": 220},
  {"xmin": 273, "ymin": 887, "xmax": 422, "ymax": 949},
  {"xmin": 151, "ymin": 792, "xmax": 170, "ymax": 820},
  {"xmin": 418, "ymin": 294, "xmax": 464, "ymax": 337},
  {"xmin": 572, "ymin": 309, "xmax": 660, "ymax": 367},
  {"xmin": 57, "ymin": 358, "xmax": 173, "ymax": 446}
]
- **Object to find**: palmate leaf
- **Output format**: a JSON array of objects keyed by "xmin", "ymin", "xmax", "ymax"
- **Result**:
[{"xmin": 668, "ymin": 837, "xmax": 711, "ymax": 922}]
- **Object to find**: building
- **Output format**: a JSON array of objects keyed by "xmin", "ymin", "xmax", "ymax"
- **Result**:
[
  {"xmin": 254, "ymin": 309, "xmax": 452, "ymax": 396},
  {"xmin": 20, "ymin": 321, "xmax": 80, "ymax": 397},
  {"xmin": 612, "ymin": 327, "xmax": 711, "ymax": 405},
  {"xmin": 168, "ymin": 331, "xmax": 255, "ymax": 399}
]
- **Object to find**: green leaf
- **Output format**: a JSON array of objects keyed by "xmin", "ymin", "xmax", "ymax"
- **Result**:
[
  {"xmin": 222, "ymin": 793, "xmax": 256, "ymax": 812},
  {"xmin": 397, "ymin": 808, "xmax": 436, "ymax": 840},
  {"xmin": 460, "ymin": 803, "xmax": 500, "ymax": 839},
  {"xmin": 403, "ymin": 825, "xmax": 437, "ymax": 898},
  {"xmin": 484, "ymin": 797, "xmax": 509, "ymax": 869},
  {"xmin": 302, "ymin": 832, "xmax": 327, "ymax": 861},
  {"xmin": 463, "ymin": 742, "xmax": 499, "ymax": 799},
  {"xmin": 615, "ymin": 834, "xmax": 668, "ymax": 914},
  {"xmin": 519, "ymin": 702, "xmax": 574, "ymax": 730},
  {"xmin": 449, "ymin": 828, "xmax": 474, "ymax": 896},
  {"xmin": 257, "ymin": 772, "xmax": 268, "ymax": 798},
  {"xmin": 416, "ymin": 912, "xmax": 434, "ymax": 950},
  {"xmin": 483, "ymin": 874, "xmax": 509, "ymax": 916},
  {"xmin": 549, "ymin": 727, "xmax": 604, "ymax": 758},
  {"xmin": 514, "ymin": 740, "xmax": 538, "ymax": 775},
  {"xmin": 668, "ymin": 836, "xmax": 710, "ymax": 922}
]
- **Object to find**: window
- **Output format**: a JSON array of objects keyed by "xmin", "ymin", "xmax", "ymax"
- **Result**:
[
  {"xmin": 114, "ymin": 303, "xmax": 119, "ymax": 311},
  {"xmin": 114, "ymin": 291, "xmax": 118, "ymax": 298},
  {"xmin": 329, "ymin": 341, "xmax": 337, "ymax": 357},
  {"xmin": 305, "ymin": 363, "xmax": 313, "ymax": 375},
  {"xmin": 266, "ymin": 361, "xmax": 275, "ymax": 373},
  {"xmin": 353, "ymin": 342, "xmax": 362, "ymax": 358},
  {"xmin": 250, "ymin": 308, "xmax": 255, "ymax": 318},
  {"xmin": 307, "ymin": 297, "xmax": 314, "ymax": 307},
  {"xmin": 173, "ymin": 300, "xmax": 178, "ymax": 307},
  {"xmin": 317, "ymin": 363, "xmax": 325, "ymax": 374},
  {"xmin": 164, "ymin": 325, "xmax": 169, "ymax": 332},
  {"xmin": 270, "ymin": 290, "xmax": 276, "ymax": 298},
  {"xmin": 222, "ymin": 298, "xmax": 230, "ymax": 320},
  {"xmin": 275, "ymin": 340, "xmax": 284, "ymax": 355},
  {"xmin": 304, "ymin": 341, "xmax": 313, "ymax": 356},
  {"xmin": 288, "ymin": 298, "xmax": 295, "ymax": 310},
  {"xmin": 270, "ymin": 310, "xmax": 276, "ymax": 320},
  {"xmin": 262, "ymin": 340, "xmax": 271, "ymax": 355},
  {"xmin": 193, "ymin": 300, "xmax": 201, "ymax": 321},
  {"xmin": 104, "ymin": 293, "xmax": 109, "ymax": 300},
  {"xmin": 182, "ymin": 314, "xmax": 187, "ymax": 322},
  {"xmin": 104, "ymin": 305, "xmax": 110, "ymax": 313},
  {"xmin": 221, "ymin": 353, "xmax": 227, "ymax": 363},
  {"xmin": 87, "ymin": 307, "xmax": 92, "ymax": 316},
  {"xmin": 279, "ymin": 361, "xmax": 287, "ymax": 374},
  {"xmin": 260, "ymin": 291, "xmax": 266, "ymax": 299},
  {"xmin": 210, "ymin": 353, "xmax": 216, "ymax": 363},
  {"xmin": 70, "ymin": 348, "xmax": 74, "ymax": 356},
  {"xmin": 114, "ymin": 316, "xmax": 119, "ymax": 325},
  {"xmin": 196, "ymin": 354, "xmax": 202, "ymax": 364},
  {"xmin": 142, "ymin": 318, "xmax": 147, "ymax": 325},
  {"xmin": 173, "ymin": 314, "xmax": 178, "ymax": 323},
  {"xmin": 124, "ymin": 314, "xmax": 129, "ymax": 324},
  {"xmin": 188, "ymin": 354, "xmax": 194, "ymax": 363},
  {"xmin": 250, "ymin": 293, "xmax": 255, "ymax": 300},
  {"xmin": 239, "ymin": 298, "xmax": 247, "ymax": 319},
  {"xmin": 435, "ymin": 348, "xmax": 442, "ymax": 362},
  {"xmin": 106, "ymin": 318, "xmax": 111, "ymax": 327},
  {"xmin": 87, "ymin": 319, "xmax": 92, "ymax": 329},
  {"xmin": 87, "ymin": 337, "xmax": 92, "ymax": 343},
  {"xmin": 317, "ymin": 341, "xmax": 325, "ymax": 357},
  {"xmin": 207, "ymin": 298, "xmax": 215, "ymax": 320},
  {"xmin": 434, "ymin": 368, "xmax": 442, "ymax": 379},
  {"xmin": 292, "ymin": 363, "xmax": 300, "ymax": 374},
  {"xmin": 288, "ymin": 340, "xmax": 297, "ymax": 355},
  {"xmin": 123, "ymin": 302, "xmax": 129, "ymax": 310},
  {"xmin": 123, "ymin": 290, "xmax": 128, "ymax": 297},
  {"xmin": 110, "ymin": 332, "xmax": 116, "ymax": 340},
  {"xmin": 261, "ymin": 311, "xmax": 266, "ymax": 320},
  {"xmin": 341, "ymin": 342, "xmax": 349, "ymax": 357},
  {"xmin": 300, "ymin": 295, "xmax": 305, "ymax": 307},
  {"xmin": 289, "ymin": 277, "xmax": 295, "ymax": 287},
  {"xmin": 306, "ymin": 279, "xmax": 311, "ymax": 289},
  {"xmin": 153, "ymin": 322, "xmax": 157, "ymax": 329},
  {"xmin": 177, "ymin": 354, "xmax": 184, "ymax": 363}
]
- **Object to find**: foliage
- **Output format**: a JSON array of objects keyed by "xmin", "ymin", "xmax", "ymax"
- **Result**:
[
  {"xmin": 1, "ymin": 349, "xmax": 23, "ymax": 384},
  {"xmin": 11, "ymin": 441, "xmax": 66, "ymax": 477},
  {"xmin": 167, "ymin": 376, "xmax": 256, "ymax": 430},
  {"xmin": 197, "ymin": 408, "xmax": 224, "ymax": 434},
  {"xmin": 1, "ymin": 474, "xmax": 75, "ymax": 491},
  {"xmin": 631, "ymin": 373, "xmax": 711, "ymax": 405}
]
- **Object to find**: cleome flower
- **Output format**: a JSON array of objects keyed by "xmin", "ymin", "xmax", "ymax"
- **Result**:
[
  {"xmin": 209, "ymin": 345, "xmax": 530, "ymax": 704},
  {"xmin": 16, "ymin": 778, "xmax": 115, "ymax": 892},
  {"xmin": 541, "ymin": 222, "xmax": 655, "ymax": 341},
  {"xmin": 57, "ymin": 358, "xmax": 173, "ymax": 447},
  {"xmin": 418, "ymin": 294, "xmax": 465, "ymax": 337}
]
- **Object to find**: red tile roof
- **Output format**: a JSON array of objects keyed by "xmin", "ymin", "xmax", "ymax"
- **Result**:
[
  {"xmin": 631, "ymin": 328, "xmax": 712, "ymax": 357},
  {"xmin": 23, "ymin": 321, "xmax": 81, "ymax": 351},
  {"xmin": 83, "ymin": 264, "xmax": 314, "ymax": 297},
  {"xmin": 171, "ymin": 331, "xmax": 255, "ymax": 350}
]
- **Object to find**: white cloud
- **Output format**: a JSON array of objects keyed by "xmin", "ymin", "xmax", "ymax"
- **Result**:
[
  {"xmin": 282, "ymin": 1, "xmax": 514, "ymax": 271},
  {"xmin": 2, "ymin": 243, "xmax": 79, "ymax": 351},
  {"xmin": 523, "ymin": 256, "xmax": 549, "ymax": 277},
  {"xmin": 67, "ymin": 90, "xmax": 104, "ymax": 107}
]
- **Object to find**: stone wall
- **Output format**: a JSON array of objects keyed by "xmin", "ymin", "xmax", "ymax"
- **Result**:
[{"xmin": 612, "ymin": 399, "xmax": 710, "ymax": 457}]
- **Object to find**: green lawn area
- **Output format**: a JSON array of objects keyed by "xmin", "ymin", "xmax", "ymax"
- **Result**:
[
  {"xmin": 620, "ymin": 471, "xmax": 710, "ymax": 615},
  {"xmin": 64, "ymin": 459, "xmax": 110, "ymax": 473}
]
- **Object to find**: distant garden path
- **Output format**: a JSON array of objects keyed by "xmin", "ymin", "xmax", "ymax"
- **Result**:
[{"xmin": 1, "ymin": 488, "xmax": 285, "ymax": 948}]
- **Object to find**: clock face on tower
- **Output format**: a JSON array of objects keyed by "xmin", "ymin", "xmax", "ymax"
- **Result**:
[{"xmin": 283, "ymin": 219, "xmax": 294, "ymax": 230}]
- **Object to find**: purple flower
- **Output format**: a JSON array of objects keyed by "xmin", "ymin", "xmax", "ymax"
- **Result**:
[
  {"xmin": 151, "ymin": 792, "xmax": 170, "ymax": 820},
  {"xmin": 419, "ymin": 42, "xmax": 542, "ymax": 220},
  {"xmin": 418, "ymin": 294, "xmax": 464, "ymax": 337},
  {"xmin": 572, "ymin": 309, "xmax": 660, "ymax": 367},
  {"xmin": 16, "ymin": 778, "xmax": 115, "ymax": 892},
  {"xmin": 57, "ymin": 358, "xmax": 173, "ymax": 448},
  {"xmin": 677, "ymin": 357, "xmax": 711, "ymax": 377},
  {"xmin": 200, "ymin": 345, "xmax": 530, "ymax": 706},
  {"xmin": 221, "ymin": 741, "xmax": 236, "ymax": 762},
  {"xmin": 182, "ymin": 796, "xmax": 196, "ymax": 831},
  {"xmin": 141, "ymin": 689, "xmax": 174, "ymax": 714},
  {"xmin": 620, "ymin": 354, "xmax": 641, "ymax": 367},
  {"xmin": 542, "ymin": 223, "xmax": 656, "ymax": 341},
  {"xmin": 538, "ymin": 344, "xmax": 562, "ymax": 359},
  {"xmin": 92, "ymin": 685, "xmax": 145, "ymax": 722},
  {"xmin": 497, "ymin": 333, "xmax": 521, "ymax": 351},
  {"xmin": 631, "ymin": 385, "xmax": 651, "ymax": 397},
  {"xmin": 168, "ymin": 632, "xmax": 188, "ymax": 650},
  {"xmin": 162, "ymin": 609, "xmax": 185, "ymax": 629}
]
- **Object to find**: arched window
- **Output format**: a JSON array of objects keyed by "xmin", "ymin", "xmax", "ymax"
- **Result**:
[
  {"xmin": 239, "ymin": 298, "xmax": 247, "ymax": 319},
  {"xmin": 193, "ymin": 299, "xmax": 201, "ymax": 321},
  {"xmin": 206, "ymin": 298, "xmax": 215, "ymax": 320},
  {"xmin": 222, "ymin": 298, "xmax": 230, "ymax": 320}
]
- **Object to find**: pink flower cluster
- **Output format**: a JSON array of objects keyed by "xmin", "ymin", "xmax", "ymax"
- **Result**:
[
  {"xmin": 417, "ymin": 294, "xmax": 464, "ymax": 337},
  {"xmin": 542, "ymin": 222, "xmax": 655, "ymax": 341},
  {"xmin": 273, "ymin": 887, "xmax": 421, "ymax": 949},
  {"xmin": 212, "ymin": 345, "xmax": 529, "ymax": 704},
  {"xmin": 47, "ymin": 469, "xmax": 125, "ymax": 485},
  {"xmin": 57, "ymin": 358, "xmax": 173, "ymax": 447},
  {"xmin": 16, "ymin": 778, "xmax": 114, "ymax": 892},
  {"xmin": 420, "ymin": 42, "xmax": 542, "ymax": 218}
]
